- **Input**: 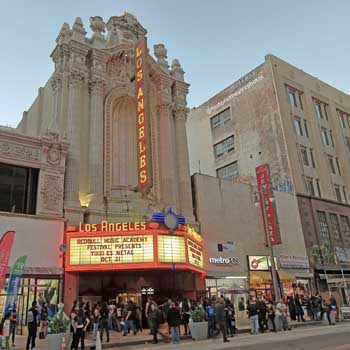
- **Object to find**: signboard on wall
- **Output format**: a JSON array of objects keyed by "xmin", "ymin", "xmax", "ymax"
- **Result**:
[
  {"xmin": 65, "ymin": 222, "xmax": 205, "ymax": 274},
  {"xmin": 256, "ymin": 164, "xmax": 281, "ymax": 245},
  {"xmin": 188, "ymin": 239, "xmax": 204, "ymax": 268},
  {"xmin": 248, "ymin": 255, "xmax": 278, "ymax": 271},
  {"xmin": 69, "ymin": 235, "xmax": 154, "ymax": 265},
  {"xmin": 279, "ymin": 255, "xmax": 310, "ymax": 269},
  {"xmin": 135, "ymin": 37, "xmax": 152, "ymax": 193}
]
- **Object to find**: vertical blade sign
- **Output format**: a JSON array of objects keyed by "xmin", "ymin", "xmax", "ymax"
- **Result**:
[
  {"xmin": 0, "ymin": 231, "xmax": 15, "ymax": 291},
  {"xmin": 135, "ymin": 37, "xmax": 151, "ymax": 193},
  {"xmin": 256, "ymin": 164, "xmax": 281, "ymax": 245}
]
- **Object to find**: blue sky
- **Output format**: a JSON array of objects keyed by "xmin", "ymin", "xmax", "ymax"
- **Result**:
[{"xmin": 1, "ymin": 0, "xmax": 350, "ymax": 126}]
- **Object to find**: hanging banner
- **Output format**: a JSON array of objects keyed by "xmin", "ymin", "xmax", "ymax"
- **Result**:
[
  {"xmin": 4, "ymin": 256, "xmax": 27, "ymax": 316},
  {"xmin": 256, "ymin": 164, "xmax": 281, "ymax": 245},
  {"xmin": 135, "ymin": 36, "xmax": 152, "ymax": 193},
  {"xmin": 0, "ymin": 231, "xmax": 15, "ymax": 291}
]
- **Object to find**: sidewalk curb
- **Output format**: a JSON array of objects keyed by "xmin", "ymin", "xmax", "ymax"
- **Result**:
[{"xmin": 86, "ymin": 321, "xmax": 324, "ymax": 349}]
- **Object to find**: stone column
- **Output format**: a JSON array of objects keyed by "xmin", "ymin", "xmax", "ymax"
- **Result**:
[
  {"xmin": 64, "ymin": 72, "xmax": 83, "ymax": 207},
  {"xmin": 49, "ymin": 74, "xmax": 63, "ymax": 133},
  {"xmin": 158, "ymin": 101, "xmax": 179, "ymax": 211},
  {"xmin": 87, "ymin": 77, "xmax": 105, "ymax": 208},
  {"xmin": 174, "ymin": 106, "xmax": 195, "ymax": 220}
]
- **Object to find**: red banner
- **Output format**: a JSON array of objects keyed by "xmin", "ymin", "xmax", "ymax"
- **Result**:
[
  {"xmin": 256, "ymin": 164, "xmax": 280, "ymax": 245},
  {"xmin": 0, "ymin": 231, "xmax": 15, "ymax": 290},
  {"xmin": 135, "ymin": 37, "xmax": 152, "ymax": 192}
]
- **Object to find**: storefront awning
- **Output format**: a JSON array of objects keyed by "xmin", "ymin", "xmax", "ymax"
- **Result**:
[{"xmin": 249, "ymin": 271, "xmax": 296, "ymax": 284}]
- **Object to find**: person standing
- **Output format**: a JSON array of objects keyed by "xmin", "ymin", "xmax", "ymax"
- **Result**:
[
  {"xmin": 267, "ymin": 300, "xmax": 276, "ymax": 332},
  {"xmin": 123, "ymin": 300, "xmax": 137, "ymax": 336},
  {"xmin": 99, "ymin": 302, "xmax": 110, "ymax": 343},
  {"xmin": 276, "ymin": 300, "xmax": 291, "ymax": 331},
  {"xmin": 71, "ymin": 303, "xmax": 90, "ymax": 350},
  {"xmin": 145, "ymin": 297, "xmax": 156, "ymax": 334},
  {"xmin": 9, "ymin": 309, "xmax": 17, "ymax": 347},
  {"xmin": 167, "ymin": 302, "xmax": 181, "ymax": 344},
  {"xmin": 247, "ymin": 297, "xmax": 259, "ymax": 335},
  {"xmin": 26, "ymin": 301, "xmax": 38, "ymax": 350},
  {"xmin": 215, "ymin": 298, "xmax": 229, "ymax": 343},
  {"xmin": 205, "ymin": 301, "xmax": 215, "ymax": 338},
  {"xmin": 295, "ymin": 295, "xmax": 305, "ymax": 322},
  {"xmin": 179, "ymin": 298, "xmax": 191, "ymax": 335},
  {"xmin": 287, "ymin": 296, "xmax": 296, "ymax": 321},
  {"xmin": 92, "ymin": 304, "xmax": 100, "ymax": 340},
  {"xmin": 256, "ymin": 298, "xmax": 267, "ymax": 333},
  {"xmin": 39, "ymin": 302, "xmax": 48, "ymax": 339},
  {"xmin": 238, "ymin": 297, "xmax": 245, "ymax": 319},
  {"xmin": 148, "ymin": 304, "xmax": 161, "ymax": 344}
]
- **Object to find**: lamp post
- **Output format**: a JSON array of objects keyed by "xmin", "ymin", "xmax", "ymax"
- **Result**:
[{"xmin": 255, "ymin": 186, "xmax": 281, "ymax": 302}]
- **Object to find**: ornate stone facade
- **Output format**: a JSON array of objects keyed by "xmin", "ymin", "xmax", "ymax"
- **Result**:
[
  {"xmin": 0, "ymin": 129, "xmax": 68, "ymax": 217},
  {"xmin": 14, "ymin": 12, "xmax": 196, "ymax": 226}
]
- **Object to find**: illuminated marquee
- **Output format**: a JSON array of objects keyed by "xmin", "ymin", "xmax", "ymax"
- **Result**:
[
  {"xmin": 65, "ymin": 222, "xmax": 206, "ymax": 274},
  {"xmin": 135, "ymin": 37, "xmax": 151, "ymax": 191}
]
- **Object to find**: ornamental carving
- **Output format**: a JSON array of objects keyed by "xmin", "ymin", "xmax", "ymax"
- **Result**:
[
  {"xmin": 40, "ymin": 173, "xmax": 64, "ymax": 212},
  {"xmin": 106, "ymin": 51, "xmax": 134, "ymax": 91},
  {"xmin": 0, "ymin": 142, "xmax": 40, "ymax": 161},
  {"xmin": 47, "ymin": 143, "xmax": 61, "ymax": 165}
]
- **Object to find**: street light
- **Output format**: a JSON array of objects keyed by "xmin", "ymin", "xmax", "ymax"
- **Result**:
[{"xmin": 255, "ymin": 187, "xmax": 281, "ymax": 302}]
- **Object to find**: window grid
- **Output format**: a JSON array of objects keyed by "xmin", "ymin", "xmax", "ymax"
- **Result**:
[
  {"xmin": 329, "ymin": 213, "xmax": 341, "ymax": 242},
  {"xmin": 317, "ymin": 211, "xmax": 331, "ymax": 244},
  {"xmin": 321, "ymin": 128, "xmax": 329, "ymax": 146},
  {"xmin": 294, "ymin": 118, "xmax": 303, "ymax": 136},
  {"xmin": 214, "ymin": 135, "xmax": 235, "ymax": 158},
  {"xmin": 216, "ymin": 161, "xmax": 239, "ymax": 180},
  {"xmin": 211, "ymin": 108, "xmax": 231, "ymax": 129},
  {"xmin": 340, "ymin": 215, "xmax": 350, "ymax": 242}
]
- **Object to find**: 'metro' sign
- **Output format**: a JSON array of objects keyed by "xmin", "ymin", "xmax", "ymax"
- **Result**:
[{"xmin": 135, "ymin": 37, "xmax": 151, "ymax": 192}]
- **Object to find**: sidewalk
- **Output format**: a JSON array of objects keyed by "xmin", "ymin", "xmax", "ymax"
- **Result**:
[{"xmin": 7, "ymin": 319, "xmax": 324, "ymax": 350}]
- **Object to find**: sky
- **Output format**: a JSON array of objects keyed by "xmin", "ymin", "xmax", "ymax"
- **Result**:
[{"xmin": 1, "ymin": 0, "xmax": 350, "ymax": 126}]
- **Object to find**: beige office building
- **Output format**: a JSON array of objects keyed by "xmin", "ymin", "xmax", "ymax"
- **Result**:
[{"xmin": 187, "ymin": 55, "xmax": 350, "ymax": 300}]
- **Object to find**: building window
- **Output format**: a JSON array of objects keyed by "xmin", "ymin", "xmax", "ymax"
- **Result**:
[
  {"xmin": 340, "ymin": 215, "xmax": 350, "ymax": 241},
  {"xmin": 300, "ymin": 147, "xmax": 309, "ymax": 166},
  {"xmin": 336, "ymin": 157, "xmax": 342, "ymax": 176},
  {"xmin": 316, "ymin": 179, "xmax": 322, "ymax": 197},
  {"xmin": 329, "ymin": 131, "xmax": 334, "ymax": 147},
  {"xmin": 345, "ymin": 137, "xmax": 350, "ymax": 153},
  {"xmin": 216, "ymin": 161, "xmax": 239, "ymax": 180},
  {"xmin": 315, "ymin": 101, "xmax": 323, "ymax": 119},
  {"xmin": 288, "ymin": 89, "xmax": 297, "ymax": 108},
  {"xmin": 304, "ymin": 120, "xmax": 309, "ymax": 138},
  {"xmin": 310, "ymin": 149, "xmax": 316, "ymax": 168},
  {"xmin": 329, "ymin": 214, "xmax": 341, "ymax": 242},
  {"xmin": 328, "ymin": 155, "xmax": 336, "ymax": 174},
  {"xmin": 211, "ymin": 108, "xmax": 231, "ymax": 129},
  {"xmin": 214, "ymin": 135, "xmax": 235, "ymax": 158},
  {"xmin": 294, "ymin": 118, "xmax": 303, "ymax": 136},
  {"xmin": 317, "ymin": 211, "xmax": 331, "ymax": 244},
  {"xmin": 321, "ymin": 128, "xmax": 329, "ymax": 146},
  {"xmin": 338, "ymin": 110, "xmax": 348, "ymax": 129},
  {"xmin": 287, "ymin": 86, "xmax": 303, "ymax": 110},
  {"xmin": 343, "ymin": 186, "xmax": 348, "ymax": 204},
  {"xmin": 0, "ymin": 163, "xmax": 38, "ymax": 214},
  {"xmin": 314, "ymin": 99, "xmax": 328, "ymax": 120},
  {"xmin": 305, "ymin": 177, "xmax": 315, "ymax": 196},
  {"xmin": 334, "ymin": 184, "xmax": 342, "ymax": 202}
]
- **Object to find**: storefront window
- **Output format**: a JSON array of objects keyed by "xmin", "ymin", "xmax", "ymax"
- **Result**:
[{"xmin": 36, "ymin": 279, "xmax": 59, "ymax": 317}]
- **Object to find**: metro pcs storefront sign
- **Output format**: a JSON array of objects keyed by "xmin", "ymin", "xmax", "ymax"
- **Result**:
[{"xmin": 65, "ymin": 222, "xmax": 205, "ymax": 274}]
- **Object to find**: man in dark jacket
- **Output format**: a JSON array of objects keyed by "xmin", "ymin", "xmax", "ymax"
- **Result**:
[
  {"xmin": 215, "ymin": 298, "xmax": 229, "ymax": 343},
  {"xmin": 167, "ymin": 302, "xmax": 181, "ymax": 344},
  {"xmin": 26, "ymin": 301, "xmax": 38, "ymax": 350}
]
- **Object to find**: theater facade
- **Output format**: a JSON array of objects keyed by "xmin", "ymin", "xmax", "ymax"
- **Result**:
[{"xmin": 3, "ymin": 12, "xmax": 206, "ymax": 311}]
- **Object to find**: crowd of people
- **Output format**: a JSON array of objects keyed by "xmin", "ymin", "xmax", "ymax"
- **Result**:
[{"xmin": 0, "ymin": 292, "xmax": 340, "ymax": 349}]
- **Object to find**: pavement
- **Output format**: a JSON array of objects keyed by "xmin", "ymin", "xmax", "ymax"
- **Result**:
[{"xmin": 5, "ymin": 320, "xmax": 348, "ymax": 350}]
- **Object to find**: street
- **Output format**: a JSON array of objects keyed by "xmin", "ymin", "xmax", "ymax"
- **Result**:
[{"xmin": 124, "ymin": 324, "xmax": 350, "ymax": 350}]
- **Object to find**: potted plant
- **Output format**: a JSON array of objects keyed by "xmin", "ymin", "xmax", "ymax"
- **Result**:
[
  {"xmin": 47, "ymin": 304, "xmax": 70, "ymax": 350},
  {"xmin": 188, "ymin": 307, "xmax": 208, "ymax": 340}
]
